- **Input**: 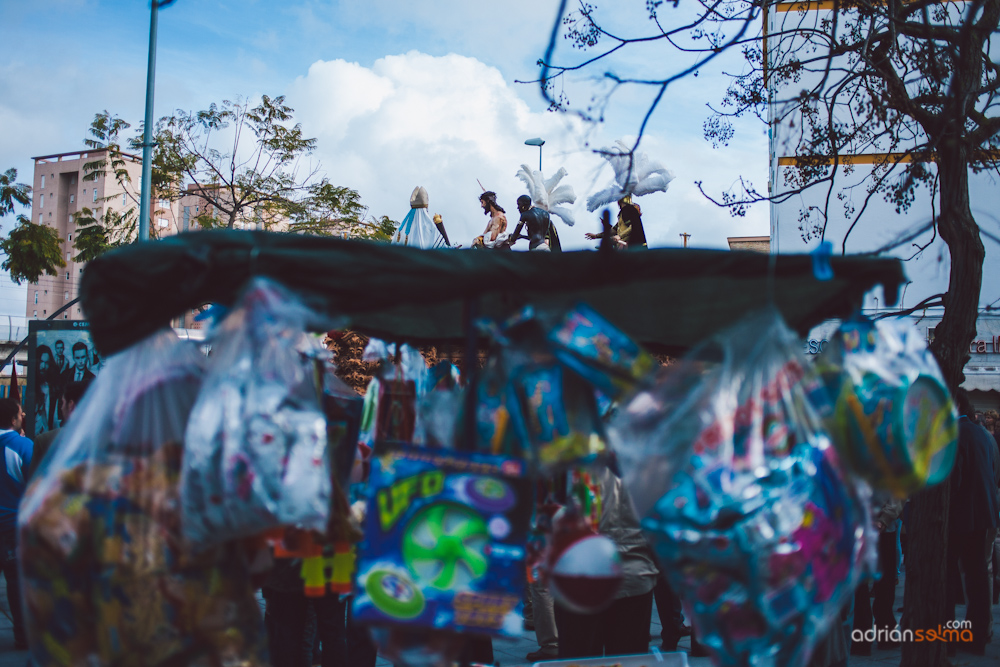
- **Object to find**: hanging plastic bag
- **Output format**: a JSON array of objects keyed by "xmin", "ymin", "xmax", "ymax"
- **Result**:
[
  {"xmin": 18, "ymin": 330, "xmax": 268, "ymax": 667},
  {"xmin": 181, "ymin": 278, "xmax": 333, "ymax": 550},
  {"xmin": 610, "ymin": 309, "xmax": 875, "ymax": 667},
  {"xmin": 817, "ymin": 316, "xmax": 958, "ymax": 497}
]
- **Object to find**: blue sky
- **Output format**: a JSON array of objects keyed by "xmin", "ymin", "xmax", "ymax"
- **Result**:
[{"xmin": 0, "ymin": 0, "xmax": 769, "ymax": 259}]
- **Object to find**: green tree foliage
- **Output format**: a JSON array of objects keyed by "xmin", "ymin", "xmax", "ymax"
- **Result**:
[
  {"xmin": 72, "ymin": 207, "xmax": 138, "ymax": 263},
  {"xmin": 0, "ymin": 167, "xmax": 65, "ymax": 284},
  {"xmin": 77, "ymin": 111, "xmax": 147, "ymax": 251},
  {"xmin": 151, "ymin": 95, "xmax": 321, "ymax": 230},
  {"xmin": 288, "ymin": 182, "xmax": 398, "ymax": 239},
  {"xmin": 0, "ymin": 215, "xmax": 66, "ymax": 285},
  {"xmin": 1, "ymin": 168, "xmax": 31, "ymax": 216}
]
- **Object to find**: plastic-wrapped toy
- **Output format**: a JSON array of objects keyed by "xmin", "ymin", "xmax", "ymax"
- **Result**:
[
  {"xmin": 18, "ymin": 330, "xmax": 268, "ymax": 667},
  {"xmin": 182, "ymin": 278, "xmax": 333, "ymax": 550},
  {"xmin": 548, "ymin": 303, "xmax": 656, "ymax": 400},
  {"xmin": 353, "ymin": 446, "xmax": 530, "ymax": 638},
  {"xmin": 610, "ymin": 309, "xmax": 875, "ymax": 667},
  {"xmin": 472, "ymin": 308, "xmax": 610, "ymax": 470},
  {"xmin": 818, "ymin": 317, "xmax": 957, "ymax": 497}
]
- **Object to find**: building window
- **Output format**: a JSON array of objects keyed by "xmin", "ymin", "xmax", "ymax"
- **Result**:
[
  {"xmin": 66, "ymin": 272, "xmax": 70, "ymax": 280},
  {"xmin": 68, "ymin": 233, "xmax": 73, "ymax": 241},
  {"xmin": 183, "ymin": 206, "xmax": 190, "ymax": 232},
  {"xmin": 158, "ymin": 218, "xmax": 168, "ymax": 229},
  {"xmin": 83, "ymin": 189, "xmax": 86, "ymax": 198},
  {"xmin": 93, "ymin": 189, "xmax": 98, "ymax": 202},
  {"xmin": 122, "ymin": 193, "xmax": 127, "ymax": 206},
  {"xmin": 33, "ymin": 310, "xmax": 37, "ymax": 318},
  {"xmin": 39, "ymin": 194, "xmax": 43, "ymax": 208},
  {"xmin": 69, "ymin": 194, "xmax": 75, "ymax": 203},
  {"xmin": 39, "ymin": 214, "xmax": 43, "ymax": 224},
  {"xmin": 70, "ymin": 176, "xmax": 76, "ymax": 185},
  {"xmin": 66, "ymin": 252, "xmax": 71, "ymax": 261},
  {"xmin": 79, "ymin": 268, "xmax": 83, "ymax": 274},
  {"xmin": 64, "ymin": 291, "xmax": 69, "ymax": 301},
  {"xmin": 40, "ymin": 175, "xmax": 45, "ymax": 188},
  {"xmin": 34, "ymin": 291, "xmax": 37, "ymax": 304}
]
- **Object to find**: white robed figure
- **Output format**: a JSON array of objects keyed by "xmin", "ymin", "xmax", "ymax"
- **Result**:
[{"xmin": 392, "ymin": 186, "xmax": 451, "ymax": 249}]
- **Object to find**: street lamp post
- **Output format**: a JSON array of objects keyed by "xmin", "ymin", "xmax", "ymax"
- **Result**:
[
  {"xmin": 524, "ymin": 138, "xmax": 545, "ymax": 172},
  {"xmin": 139, "ymin": 0, "xmax": 177, "ymax": 242}
]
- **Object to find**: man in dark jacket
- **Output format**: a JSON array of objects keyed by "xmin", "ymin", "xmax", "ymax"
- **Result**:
[{"xmin": 947, "ymin": 389, "xmax": 1000, "ymax": 654}]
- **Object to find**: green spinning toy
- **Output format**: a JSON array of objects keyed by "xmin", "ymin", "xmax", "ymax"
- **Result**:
[{"xmin": 402, "ymin": 503, "xmax": 489, "ymax": 591}]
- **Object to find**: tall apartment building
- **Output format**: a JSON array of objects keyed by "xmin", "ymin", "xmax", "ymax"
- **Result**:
[{"xmin": 25, "ymin": 149, "xmax": 181, "ymax": 322}]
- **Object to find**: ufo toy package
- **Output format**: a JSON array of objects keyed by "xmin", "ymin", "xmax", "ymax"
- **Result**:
[
  {"xmin": 610, "ymin": 309, "xmax": 875, "ymax": 667},
  {"xmin": 181, "ymin": 278, "xmax": 333, "ymax": 551},
  {"xmin": 353, "ymin": 445, "xmax": 531, "ymax": 637},
  {"xmin": 817, "ymin": 317, "xmax": 957, "ymax": 497}
]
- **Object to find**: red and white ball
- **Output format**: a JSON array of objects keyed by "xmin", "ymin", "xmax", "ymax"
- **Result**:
[{"xmin": 549, "ymin": 534, "xmax": 624, "ymax": 614}]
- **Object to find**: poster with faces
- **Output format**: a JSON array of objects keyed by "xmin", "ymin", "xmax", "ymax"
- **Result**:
[{"xmin": 25, "ymin": 320, "xmax": 101, "ymax": 438}]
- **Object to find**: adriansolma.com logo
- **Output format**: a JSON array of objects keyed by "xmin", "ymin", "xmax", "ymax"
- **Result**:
[{"xmin": 852, "ymin": 621, "xmax": 974, "ymax": 644}]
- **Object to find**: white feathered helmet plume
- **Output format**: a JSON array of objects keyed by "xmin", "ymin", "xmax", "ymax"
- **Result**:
[
  {"xmin": 515, "ymin": 164, "xmax": 576, "ymax": 227},
  {"xmin": 586, "ymin": 140, "xmax": 675, "ymax": 212}
]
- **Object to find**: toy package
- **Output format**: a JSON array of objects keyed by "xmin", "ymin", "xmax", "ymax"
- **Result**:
[
  {"xmin": 353, "ymin": 445, "xmax": 530, "ymax": 637},
  {"xmin": 610, "ymin": 309, "xmax": 875, "ymax": 667},
  {"xmin": 181, "ymin": 278, "xmax": 333, "ymax": 550},
  {"xmin": 18, "ymin": 330, "xmax": 268, "ymax": 667},
  {"xmin": 469, "ymin": 308, "xmax": 610, "ymax": 471},
  {"xmin": 548, "ymin": 303, "xmax": 656, "ymax": 400},
  {"xmin": 817, "ymin": 317, "xmax": 957, "ymax": 497}
]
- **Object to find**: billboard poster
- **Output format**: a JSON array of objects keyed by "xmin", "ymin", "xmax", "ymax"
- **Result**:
[{"xmin": 24, "ymin": 320, "xmax": 103, "ymax": 439}]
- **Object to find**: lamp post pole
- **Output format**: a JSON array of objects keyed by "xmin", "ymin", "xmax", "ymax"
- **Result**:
[
  {"xmin": 524, "ymin": 138, "xmax": 545, "ymax": 172},
  {"xmin": 138, "ymin": 2, "xmax": 161, "ymax": 242}
]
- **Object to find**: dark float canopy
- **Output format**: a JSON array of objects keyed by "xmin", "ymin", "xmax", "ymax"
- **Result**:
[{"xmin": 79, "ymin": 230, "xmax": 905, "ymax": 356}]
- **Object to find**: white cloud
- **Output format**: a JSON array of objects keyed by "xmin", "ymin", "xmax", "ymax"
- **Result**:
[{"xmin": 287, "ymin": 51, "xmax": 768, "ymax": 250}]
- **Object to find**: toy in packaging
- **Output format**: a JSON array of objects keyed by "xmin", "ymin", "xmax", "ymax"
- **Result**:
[
  {"xmin": 353, "ymin": 446, "xmax": 530, "ymax": 638},
  {"xmin": 610, "ymin": 309, "xmax": 875, "ymax": 667},
  {"xmin": 548, "ymin": 303, "xmax": 656, "ymax": 400},
  {"xmin": 470, "ymin": 308, "xmax": 612, "ymax": 470},
  {"xmin": 181, "ymin": 278, "xmax": 333, "ymax": 550},
  {"xmin": 818, "ymin": 317, "xmax": 957, "ymax": 497},
  {"xmin": 18, "ymin": 330, "xmax": 268, "ymax": 667}
]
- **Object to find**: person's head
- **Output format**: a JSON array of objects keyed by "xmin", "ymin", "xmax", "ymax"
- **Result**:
[
  {"xmin": 36, "ymin": 344, "xmax": 53, "ymax": 380},
  {"xmin": 955, "ymin": 388, "xmax": 975, "ymax": 418},
  {"xmin": 480, "ymin": 191, "xmax": 504, "ymax": 215},
  {"xmin": 59, "ymin": 379, "xmax": 92, "ymax": 424},
  {"xmin": 72, "ymin": 342, "xmax": 89, "ymax": 372},
  {"xmin": 54, "ymin": 340, "xmax": 65, "ymax": 359},
  {"xmin": 0, "ymin": 398, "xmax": 24, "ymax": 432},
  {"xmin": 517, "ymin": 195, "xmax": 532, "ymax": 213}
]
